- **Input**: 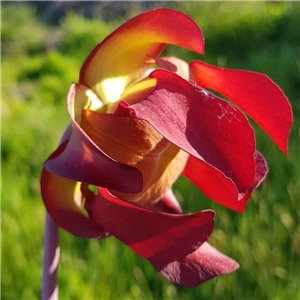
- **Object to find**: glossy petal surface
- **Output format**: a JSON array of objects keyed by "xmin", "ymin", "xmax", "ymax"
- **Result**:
[
  {"xmin": 41, "ymin": 168, "xmax": 107, "ymax": 238},
  {"xmin": 190, "ymin": 61, "xmax": 293, "ymax": 154},
  {"xmin": 80, "ymin": 9, "xmax": 204, "ymax": 103},
  {"xmin": 129, "ymin": 70, "xmax": 256, "ymax": 194},
  {"xmin": 160, "ymin": 242, "xmax": 239, "ymax": 287},
  {"xmin": 85, "ymin": 188, "xmax": 215, "ymax": 271},
  {"xmin": 183, "ymin": 152, "xmax": 268, "ymax": 212},
  {"xmin": 44, "ymin": 84, "xmax": 143, "ymax": 193}
]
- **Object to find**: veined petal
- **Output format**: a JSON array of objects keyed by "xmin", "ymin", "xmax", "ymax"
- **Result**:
[
  {"xmin": 81, "ymin": 105, "xmax": 189, "ymax": 205},
  {"xmin": 44, "ymin": 84, "xmax": 143, "ymax": 193},
  {"xmin": 190, "ymin": 61, "xmax": 293, "ymax": 154},
  {"xmin": 160, "ymin": 242, "xmax": 239, "ymax": 287},
  {"xmin": 79, "ymin": 9, "xmax": 204, "ymax": 103},
  {"xmin": 183, "ymin": 152, "xmax": 268, "ymax": 212},
  {"xmin": 128, "ymin": 70, "xmax": 256, "ymax": 194},
  {"xmin": 41, "ymin": 168, "xmax": 106, "ymax": 238},
  {"xmin": 85, "ymin": 188, "xmax": 215, "ymax": 271}
]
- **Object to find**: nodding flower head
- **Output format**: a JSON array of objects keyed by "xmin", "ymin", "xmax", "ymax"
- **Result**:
[{"xmin": 41, "ymin": 9, "xmax": 292, "ymax": 287}]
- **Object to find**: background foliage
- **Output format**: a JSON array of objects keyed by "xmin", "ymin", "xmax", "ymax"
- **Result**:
[{"xmin": 1, "ymin": 1, "xmax": 299, "ymax": 299}]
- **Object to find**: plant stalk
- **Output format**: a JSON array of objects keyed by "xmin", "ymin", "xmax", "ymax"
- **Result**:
[{"xmin": 42, "ymin": 212, "xmax": 60, "ymax": 300}]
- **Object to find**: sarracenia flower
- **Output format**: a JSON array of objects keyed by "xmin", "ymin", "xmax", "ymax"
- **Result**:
[{"xmin": 41, "ymin": 9, "xmax": 292, "ymax": 286}]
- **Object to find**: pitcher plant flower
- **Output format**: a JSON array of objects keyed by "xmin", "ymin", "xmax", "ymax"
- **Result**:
[{"xmin": 41, "ymin": 8, "xmax": 292, "ymax": 290}]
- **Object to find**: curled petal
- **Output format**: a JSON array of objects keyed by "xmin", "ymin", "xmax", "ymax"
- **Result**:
[
  {"xmin": 120, "ymin": 77, "xmax": 157, "ymax": 108},
  {"xmin": 44, "ymin": 84, "xmax": 143, "ymax": 193},
  {"xmin": 183, "ymin": 151, "xmax": 268, "ymax": 212},
  {"xmin": 69, "ymin": 83, "xmax": 103, "ymax": 125},
  {"xmin": 60, "ymin": 123, "xmax": 72, "ymax": 145},
  {"xmin": 190, "ymin": 61, "xmax": 293, "ymax": 154},
  {"xmin": 249, "ymin": 152, "xmax": 268, "ymax": 190},
  {"xmin": 80, "ymin": 9, "xmax": 204, "ymax": 103},
  {"xmin": 80, "ymin": 106, "xmax": 188, "ymax": 205},
  {"xmin": 160, "ymin": 242, "xmax": 239, "ymax": 287},
  {"xmin": 41, "ymin": 168, "xmax": 107, "ymax": 238},
  {"xmin": 238, "ymin": 151, "xmax": 268, "ymax": 207},
  {"xmin": 156, "ymin": 56, "xmax": 190, "ymax": 80},
  {"xmin": 128, "ymin": 70, "xmax": 256, "ymax": 194},
  {"xmin": 85, "ymin": 188, "xmax": 215, "ymax": 271}
]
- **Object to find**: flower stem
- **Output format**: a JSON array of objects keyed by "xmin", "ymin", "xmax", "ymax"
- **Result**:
[{"xmin": 42, "ymin": 212, "xmax": 60, "ymax": 300}]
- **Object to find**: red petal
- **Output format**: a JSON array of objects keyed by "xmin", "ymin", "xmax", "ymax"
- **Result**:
[
  {"xmin": 80, "ymin": 106, "xmax": 188, "ymax": 205},
  {"xmin": 44, "ymin": 84, "xmax": 143, "ymax": 193},
  {"xmin": 156, "ymin": 56, "xmax": 190, "ymax": 80},
  {"xmin": 149, "ymin": 189, "xmax": 182, "ymax": 214},
  {"xmin": 129, "ymin": 70, "xmax": 256, "ymax": 194},
  {"xmin": 250, "ymin": 152, "xmax": 268, "ymax": 190},
  {"xmin": 183, "ymin": 155, "xmax": 240, "ymax": 210},
  {"xmin": 183, "ymin": 151, "xmax": 268, "ymax": 212},
  {"xmin": 190, "ymin": 61, "xmax": 293, "ymax": 154},
  {"xmin": 41, "ymin": 168, "xmax": 107, "ymax": 238},
  {"xmin": 79, "ymin": 9, "xmax": 204, "ymax": 102},
  {"xmin": 238, "ymin": 151, "xmax": 268, "ymax": 207},
  {"xmin": 85, "ymin": 188, "xmax": 215, "ymax": 271},
  {"xmin": 160, "ymin": 242, "xmax": 239, "ymax": 287}
]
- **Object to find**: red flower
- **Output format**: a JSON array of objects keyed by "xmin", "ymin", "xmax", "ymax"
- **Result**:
[{"xmin": 41, "ymin": 9, "xmax": 292, "ymax": 287}]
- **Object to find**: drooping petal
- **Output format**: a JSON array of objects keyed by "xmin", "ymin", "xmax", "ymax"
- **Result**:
[
  {"xmin": 183, "ymin": 155, "xmax": 240, "ymax": 210},
  {"xmin": 44, "ymin": 84, "xmax": 143, "ymax": 193},
  {"xmin": 80, "ymin": 106, "xmax": 188, "ymax": 206},
  {"xmin": 41, "ymin": 168, "xmax": 107, "ymax": 238},
  {"xmin": 85, "ymin": 188, "xmax": 215, "ymax": 271},
  {"xmin": 79, "ymin": 9, "xmax": 204, "ymax": 103},
  {"xmin": 159, "ymin": 242, "xmax": 239, "ymax": 287},
  {"xmin": 183, "ymin": 151, "xmax": 268, "ymax": 212},
  {"xmin": 189, "ymin": 61, "xmax": 293, "ymax": 154},
  {"xmin": 128, "ymin": 70, "xmax": 256, "ymax": 194}
]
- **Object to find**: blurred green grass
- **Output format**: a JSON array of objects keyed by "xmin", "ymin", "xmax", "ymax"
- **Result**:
[{"xmin": 1, "ymin": 2, "xmax": 299, "ymax": 299}]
